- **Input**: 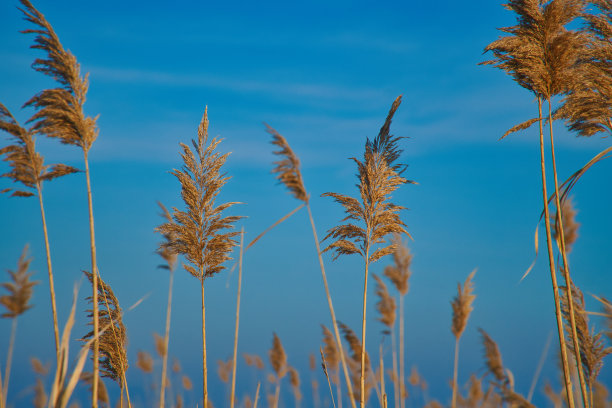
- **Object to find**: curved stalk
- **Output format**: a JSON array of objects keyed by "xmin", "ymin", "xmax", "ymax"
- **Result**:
[
  {"xmin": 36, "ymin": 183, "xmax": 60, "ymax": 362},
  {"xmin": 537, "ymin": 97, "xmax": 575, "ymax": 408},
  {"xmin": 2, "ymin": 319, "xmax": 17, "ymax": 408},
  {"xmin": 360, "ymin": 244, "xmax": 370, "ymax": 408},
  {"xmin": 84, "ymin": 152, "xmax": 99, "ymax": 408},
  {"xmin": 547, "ymin": 98, "xmax": 589, "ymax": 408},
  {"xmin": 307, "ymin": 203, "xmax": 357, "ymax": 408},
  {"xmin": 230, "ymin": 229, "xmax": 245, "ymax": 408},
  {"xmin": 159, "ymin": 268, "xmax": 174, "ymax": 408},
  {"xmin": 452, "ymin": 339, "xmax": 459, "ymax": 408}
]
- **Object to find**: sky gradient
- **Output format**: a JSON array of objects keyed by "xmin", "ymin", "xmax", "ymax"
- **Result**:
[{"xmin": 0, "ymin": 1, "xmax": 611, "ymax": 407}]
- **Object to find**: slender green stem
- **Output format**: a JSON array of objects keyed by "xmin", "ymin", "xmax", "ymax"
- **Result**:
[
  {"xmin": 2, "ymin": 319, "xmax": 16, "ymax": 408},
  {"xmin": 360, "ymin": 244, "xmax": 370, "ymax": 408},
  {"xmin": 547, "ymin": 98, "xmax": 589, "ymax": 408},
  {"xmin": 36, "ymin": 183, "xmax": 60, "ymax": 363},
  {"xmin": 452, "ymin": 338, "xmax": 459, "ymax": 408},
  {"xmin": 537, "ymin": 97, "xmax": 574, "ymax": 408},
  {"xmin": 230, "ymin": 229, "xmax": 245, "ymax": 408},
  {"xmin": 306, "ymin": 203, "xmax": 357, "ymax": 408},
  {"xmin": 84, "ymin": 152, "xmax": 99, "ymax": 408},
  {"xmin": 159, "ymin": 268, "xmax": 174, "ymax": 408}
]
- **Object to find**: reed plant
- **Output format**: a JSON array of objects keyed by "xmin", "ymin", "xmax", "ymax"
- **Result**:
[
  {"xmin": 0, "ymin": 103, "xmax": 78, "ymax": 363},
  {"xmin": 269, "ymin": 333, "xmax": 288, "ymax": 408},
  {"xmin": 18, "ymin": 1, "xmax": 104, "ymax": 403},
  {"xmin": 323, "ymin": 96, "xmax": 413, "ymax": 408},
  {"xmin": 157, "ymin": 107, "xmax": 241, "ymax": 408},
  {"xmin": 0, "ymin": 245, "xmax": 38, "ymax": 408},
  {"xmin": 266, "ymin": 123, "xmax": 357, "ymax": 408},
  {"xmin": 450, "ymin": 270, "xmax": 476, "ymax": 408}
]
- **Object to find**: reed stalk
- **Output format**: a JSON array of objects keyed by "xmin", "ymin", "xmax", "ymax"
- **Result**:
[
  {"xmin": 2, "ymin": 319, "xmax": 17, "ymax": 408},
  {"xmin": 537, "ymin": 97, "xmax": 575, "ymax": 408},
  {"xmin": 547, "ymin": 98, "xmax": 589, "ymax": 408},
  {"xmin": 230, "ymin": 228, "xmax": 245, "ymax": 408}
]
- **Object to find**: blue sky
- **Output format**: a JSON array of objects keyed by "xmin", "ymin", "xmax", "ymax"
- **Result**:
[{"xmin": 1, "ymin": 0, "xmax": 611, "ymax": 407}]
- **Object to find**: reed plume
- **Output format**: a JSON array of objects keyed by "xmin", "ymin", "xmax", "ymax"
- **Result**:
[
  {"xmin": 0, "ymin": 102, "xmax": 78, "ymax": 361},
  {"xmin": 551, "ymin": 197, "xmax": 579, "ymax": 253},
  {"xmin": 289, "ymin": 366, "xmax": 302, "ymax": 408},
  {"xmin": 269, "ymin": 333, "xmax": 288, "ymax": 408},
  {"xmin": 0, "ymin": 244, "xmax": 38, "ymax": 408},
  {"xmin": 561, "ymin": 281, "xmax": 612, "ymax": 406},
  {"xmin": 243, "ymin": 353, "xmax": 265, "ymax": 370},
  {"xmin": 81, "ymin": 270, "xmax": 130, "ymax": 407},
  {"xmin": 266, "ymin": 123, "xmax": 356, "ymax": 408},
  {"xmin": 156, "ymin": 202, "xmax": 177, "ymax": 408},
  {"xmin": 384, "ymin": 234, "xmax": 412, "ymax": 408},
  {"xmin": 323, "ymin": 96, "xmax": 412, "ymax": 408},
  {"xmin": 451, "ymin": 269, "xmax": 476, "ymax": 408},
  {"xmin": 481, "ymin": 1, "xmax": 590, "ymax": 405},
  {"xmin": 136, "ymin": 351, "xmax": 153, "ymax": 374},
  {"xmin": 218, "ymin": 359, "xmax": 232, "ymax": 383},
  {"xmin": 338, "ymin": 322, "xmax": 373, "ymax": 405},
  {"xmin": 19, "ymin": 1, "xmax": 104, "ymax": 402},
  {"xmin": 373, "ymin": 273, "xmax": 397, "ymax": 408},
  {"xmin": 322, "ymin": 325, "xmax": 342, "ymax": 408},
  {"xmin": 81, "ymin": 372, "xmax": 110, "ymax": 408},
  {"xmin": 157, "ymin": 108, "xmax": 241, "ymax": 408}
]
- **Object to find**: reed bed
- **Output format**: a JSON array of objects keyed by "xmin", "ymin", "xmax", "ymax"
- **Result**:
[{"xmin": 0, "ymin": 0, "xmax": 611, "ymax": 407}]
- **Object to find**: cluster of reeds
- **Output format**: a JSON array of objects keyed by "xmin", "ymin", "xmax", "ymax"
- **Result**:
[{"xmin": 1, "ymin": 0, "xmax": 612, "ymax": 407}]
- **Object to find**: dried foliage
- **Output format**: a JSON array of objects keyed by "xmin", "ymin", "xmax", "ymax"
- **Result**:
[
  {"xmin": 373, "ymin": 274, "xmax": 396, "ymax": 328},
  {"xmin": 19, "ymin": 0, "xmax": 98, "ymax": 152},
  {"xmin": 243, "ymin": 353, "xmax": 265, "ymax": 370},
  {"xmin": 383, "ymin": 234, "xmax": 412, "ymax": 295},
  {"xmin": 321, "ymin": 325, "xmax": 339, "ymax": 371},
  {"xmin": 0, "ymin": 244, "xmax": 38, "ymax": 318},
  {"xmin": 81, "ymin": 271, "xmax": 128, "ymax": 387},
  {"xmin": 557, "ymin": 0, "xmax": 612, "ymax": 136},
  {"xmin": 451, "ymin": 269, "xmax": 477, "ymax": 339},
  {"xmin": 269, "ymin": 333, "xmax": 288, "ymax": 380},
  {"xmin": 551, "ymin": 197, "xmax": 580, "ymax": 253},
  {"xmin": 322, "ymin": 96, "xmax": 412, "ymax": 264},
  {"xmin": 0, "ymin": 103, "xmax": 78, "ymax": 197},
  {"xmin": 156, "ymin": 202, "xmax": 178, "ymax": 272},
  {"xmin": 217, "ymin": 358, "xmax": 232, "ymax": 383},
  {"xmin": 561, "ymin": 281, "xmax": 612, "ymax": 384},
  {"xmin": 266, "ymin": 123, "xmax": 308, "ymax": 203},
  {"xmin": 136, "ymin": 351, "xmax": 153, "ymax": 374},
  {"xmin": 157, "ymin": 108, "xmax": 241, "ymax": 280}
]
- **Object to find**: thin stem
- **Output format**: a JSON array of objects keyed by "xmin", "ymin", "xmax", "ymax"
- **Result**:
[
  {"xmin": 36, "ymin": 183, "xmax": 60, "ymax": 363},
  {"xmin": 0, "ymin": 361, "xmax": 4, "ymax": 408},
  {"xmin": 391, "ymin": 328, "xmax": 399, "ymax": 408},
  {"xmin": 306, "ymin": 203, "xmax": 357, "ymax": 408},
  {"xmin": 537, "ymin": 97, "xmax": 575, "ymax": 408},
  {"xmin": 253, "ymin": 382, "xmax": 261, "ymax": 408},
  {"xmin": 527, "ymin": 331, "xmax": 552, "ymax": 402},
  {"xmin": 360, "ymin": 244, "xmax": 370, "ymax": 408},
  {"xmin": 399, "ymin": 294, "xmax": 405, "ymax": 408},
  {"xmin": 452, "ymin": 338, "xmax": 459, "ymax": 408},
  {"xmin": 84, "ymin": 152, "xmax": 99, "ymax": 408},
  {"xmin": 274, "ymin": 379, "xmax": 281, "ymax": 408},
  {"xmin": 547, "ymin": 98, "xmax": 589, "ymax": 408},
  {"xmin": 379, "ymin": 343, "xmax": 386, "ymax": 408},
  {"xmin": 230, "ymin": 228, "xmax": 245, "ymax": 408},
  {"xmin": 201, "ymin": 269, "xmax": 208, "ymax": 408},
  {"xmin": 2, "ymin": 319, "xmax": 16, "ymax": 408},
  {"xmin": 159, "ymin": 268, "xmax": 174, "ymax": 408}
]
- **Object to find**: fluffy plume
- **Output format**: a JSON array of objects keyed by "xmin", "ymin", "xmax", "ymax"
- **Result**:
[
  {"xmin": 80, "ymin": 372, "xmax": 109, "ymax": 406},
  {"xmin": 266, "ymin": 124, "xmax": 308, "ymax": 202},
  {"xmin": 217, "ymin": 358, "xmax": 232, "ymax": 383},
  {"xmin": 182, "ymin": 375, "xmax": 193, "ymax": 390},
  {"xmin": 451, "ymin": 269, "xmax": 477, "ymax": 339},
  {"xmin": 289, "ymin": 366, "xmax": 302, "ymax": 401},
  {"xmin": 0, "ymin": 244, "xmax": 38, "ymax": 318},
  {"xmin": 136, "ymin": 351, "xmax": 153, "ymax": 373},
  {"xmin": 81, "ymin": 271, "xmax": 128, "ymax": 387},
  {"xmin": 156, "ymin": 202, "xmax": 178, "ymax": 271},
  {"xmin": 243, "ymin": 353, "xmax": 265, "ymax": 370},
  {"xmin": 338, "ymin": 321, "xmax": 373, "ymax": 402},
  {"xmin": 156, "ymin": 108, "xmax": 241, "ymax": 280},
  {"xmin": 19, "ymin": 0, "xmax": 99, "ymax": 152},
  {"xmin": 374, "ymin": 274, "xmax": 396, "ymax": 328},
  {"xmin": 383, "ymin": 234, "xmax": 412, "ymax": 295},
  {"xmin": 31, "ymin": 357, "xmax": 49, "ymax": 376},
  {"xmin": 551, "ymin": 197, "xmax": 579, "ymax": 253},
  {"xmin": 321, "ymin": 325, "xmax": 339, "ymax": 371},
  {"xmin": 154, "ymin": 332, "xmax": 166, "ymax": 358},
  {"xmin": 322, "ymin": 96, "xmax": 413, "ymax": 264},
  {"xmin": 0, "ymin": 102, "xmax": 78, "ymax": 197},
  {"xmin": 560, "ymin": 282, "xmax": 612, "ymax": 384},
  {"xmin": 269, "ymin": 333, "xmax": 288, "ymax": 380}
]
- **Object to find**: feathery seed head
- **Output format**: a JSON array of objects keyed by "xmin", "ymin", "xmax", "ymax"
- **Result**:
[
  {"xmin": 156, "ymin": 201, "xmax": 178, "ymax": 272},
  {"xmin": 479, "ymin": 328, "xmax": 507, "ymax": 385},
  {"xmin": 157, "ymin": 108, "xmax": 242, "ymax": 281},
  {"xmin": 374, "ymin": 273, "xmax": 397, "ymax": 328},
  {"xmin": 136, "ymin": 351, "xmax": 153, "ymax": 373},
  {"xmin": 0, "ymin": 244, "xmax": 38, "ymax": 318},
  {"xmin": 217, "ymin": 358, "xmax": 232, "ymax": 383},
  {"xmin": 266, "ymin": 123, "xmax": 308, "ymax": 202},
  {"xmin": 321, "ymin": 324, "xmax": 339, "ymax": 370},
  {"xmin": 384, "ymin": 233, "xmax": 412, "ymax": 295},
  {"xmin": 322, "ymin": 96, "xmax": 412, "ymax": 264},
  {"xmin": 551, "ymin": 197, "xmax": 579, "ymax": 253},
  {"xmin": 451, "ymin": 269, "xmax": 477, "ymax": 339},
  {"xmin": 269, "ymin": 332, "xmax": 287, "ymax": 379}
]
